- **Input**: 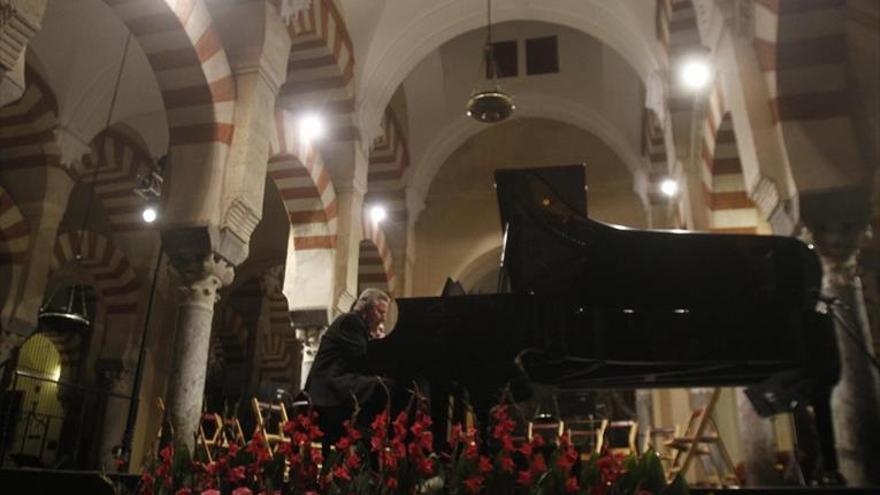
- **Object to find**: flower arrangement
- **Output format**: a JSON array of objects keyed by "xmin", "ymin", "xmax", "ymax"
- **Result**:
[{"xmin": 133, "ymin": 393, "xmax": 688, "ymax": 495}]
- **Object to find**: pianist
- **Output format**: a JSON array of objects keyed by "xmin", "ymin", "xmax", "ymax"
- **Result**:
[{"xmin": 304, "ymin": 288, "xmax": 391, "ymax": 446}]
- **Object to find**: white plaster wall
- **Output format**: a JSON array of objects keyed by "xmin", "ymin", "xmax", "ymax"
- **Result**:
[{"xmin": 29, "ymin": 0, "xmax": 168, "ymax": 158}]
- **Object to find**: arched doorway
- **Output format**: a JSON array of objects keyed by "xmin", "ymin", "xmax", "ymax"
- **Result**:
[{"xmin": 1, "ymin": 334, "xmax": 65, "ymax": 467}]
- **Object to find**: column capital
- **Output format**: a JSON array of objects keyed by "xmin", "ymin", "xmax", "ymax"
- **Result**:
[
  {"xmin": 801, "ymin": 186, "xmax": 872, "ymax": 279},
  {"xmin": 95, "ymin": 358, "xmax": 134, "ymax": 395},
  {"xmin": 259, "ymin": 265, "xmax": 284, "ymax": 295},
  {"xmin": 176, "ymin": 254, "xmax": 234, "ymax": 309}
]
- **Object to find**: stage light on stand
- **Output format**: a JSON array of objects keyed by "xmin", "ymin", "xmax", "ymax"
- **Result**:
[{"xmin": 142, "ymin": 205, "xmax": 157, "ymax": 223}]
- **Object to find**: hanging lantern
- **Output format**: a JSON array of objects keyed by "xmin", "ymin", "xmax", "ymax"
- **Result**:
[
  {"xmin": 466, "ymin": 0, "xmax": 514, "ymax": 124},
  {"xmin": 38, "ymin": 285, "xmax": 91, "ymax": 333}
]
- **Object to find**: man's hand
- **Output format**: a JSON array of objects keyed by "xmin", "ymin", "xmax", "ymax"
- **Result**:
[{"xmin": 370, "ymin": 323, "xmax": 386, "ymax": 340}]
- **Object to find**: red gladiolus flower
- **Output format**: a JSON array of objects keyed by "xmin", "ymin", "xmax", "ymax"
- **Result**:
[
  {"xmin": 232, "ymin": 488, "xmax": 253, "ymax": 495},
  {"xmin": 393, "ymin": 412, "xmax": 408, "ymax": 438},
  {"xmin": 371, "ymin": 435, "xmax": 384, "ymax": 452},
  {"xmin": 478, "ymin": 456, "xmax": 492, "ymax": 474},
  {"xmin": 174, "ymin": 487, "xmax": 191, "ymax": 495},
  {"xmin": 202, "ymin": 490, "xmax": 220, "ymax": 495},
  {"xmin": 519, "ymin": 443, "xmax": 532, "ymax": 456},
  {"xmin": 419, "ymin": 431, "xmax": 434, "ymax": 450},
  {"xmin": 159, "ymin": 446, "xmax": 173, "ymax": 463},
  {"xmin": 462, "ymin": 475, "xmax": 484, "ymax": 494},
  {"xmin": 450, "ymin": 424, "xmax": 463, "ymax": 444},
  {"xmin": 501, "ymin": 436, "xmax": 516, "ymax": 453},
  {"xmin": 227, "ymin": 465, "xmax": 246, "ymax": 482},
  {"xmin": 332, "ymin": 465, "xmax": 351, "ymax": 481},
  {"xmin": 531, "ymin": 453, "xmax": 547, "ymax": 473},
  {"xmin": 345, "ymin": 452, "xmax": 362, "ymax": 469},
  {"xmin": 386, "ymin": 476, "xmax": 399, "ymax": 490},
  {"xmin": 336, "ymin": 436, "xmax": 351, "ymax": 450},
  {"xmin": 464, "ymin": 443, "xmax": 479, "ymax": 460},
  {"xmin": 418, "ymin": 457, "xmax": 434, "ymax": 476},
  {"xmin": 565, "ymin": 476, "xmax": 579, "ymax": 493},
  {"xmin": 500, "ymin": 455, "xmax": 515, "ymax": 473},
  {"xmin": 517, "ymin": 470, "xmax": 532, "ymax": 486}
]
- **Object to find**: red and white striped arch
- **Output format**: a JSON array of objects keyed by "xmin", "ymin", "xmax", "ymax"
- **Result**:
[
  {"xmin": 0, "ymin": 67, "xmax": 61, "ymax": 171},
  {"xmin": 259, "ymin": 267, "xmax": 297, "ymax": 384},
  {"xmin": 281, "ymin": 0, "xmax": 357, "ymax": 142},
  {"xmin": 359, "ymin": 219, "xmax": 394, "ymax": 296},
  {"xmin": 0, "ymin": 186, "xmax": 32, "ymax": 327},
  {"xmin": 366, "ymin": 108, "xmax": 409, "ymax": 222},
  {"xmin": 707, "ymin": 115, "xmax": 760, "ymax": 234},
  {"xmin": 50, "ymin": 231, "xmax": 140, "ymax": 316},
  {"xmin": 754, "ymin": 0, "xmax": 863, "ymax": 192},
  {"xmin": 103, "ymin": 0, "xmax": 235, "ymax": 149},
  {"xmin": 74, "ymin": 131, "xmax": 159, "ymax": 232},
  {"xmin": 268, "ymin": 109, "xmax": 338, "ymax": 251},
  {"xmin": 213, "ymin": 305, "xmax": 249, "ymax": 365}
]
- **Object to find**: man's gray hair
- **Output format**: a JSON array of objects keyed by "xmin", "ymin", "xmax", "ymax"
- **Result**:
[{"xmin": 352, "ymin": 288, "xmax": 390, "ymax": 312}]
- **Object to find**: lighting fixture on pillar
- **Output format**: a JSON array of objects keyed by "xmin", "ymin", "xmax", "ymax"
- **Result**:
[
  {"xmin": 676, "ymin": 45, "xmax": 713, "ymax": 91},
  {"xmin": 135, "ymin": 164, "xmax": 163, "ymax": 224},
  {"xmin": 660, "ymin": 178, "xmax": 679, "ymax": 198},
  {"xmin": 370, "ymin": 205, "xmax": 387, "ymax": 224},
  {"xmin": 141, "ymin": 204, "xmax": 158, "ymax": 223},
  {"xmin": 466, "ymin": 0, "xmax": 514, "ymax": 124},
  {"xmin": 299, "ymin": 113, "xmax": 325, "ymax": 143}
]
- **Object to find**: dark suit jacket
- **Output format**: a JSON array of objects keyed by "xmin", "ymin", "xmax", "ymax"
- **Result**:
[{"xmin": 304, "ymin": 312, "xmax": 379, "ymax": 408}]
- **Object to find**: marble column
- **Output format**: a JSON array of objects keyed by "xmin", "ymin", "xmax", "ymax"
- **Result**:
[
  {"xmin": 735, "ymin": 388, "xmax": 781, "ymax": 485},
  {"xmin": 812, "ymin": 225, "xmax": 880, "ymax": 485},
  {"xmin": 295, "ymin": 325, "xmax": 325, "ymax": 391},
  {"xmin": 165, "ymin": 255, "xmax": 234, "ymax": 450},
  {"xmin": 95, "ymin": 359, "xmax": 133, "ymax": 471}
]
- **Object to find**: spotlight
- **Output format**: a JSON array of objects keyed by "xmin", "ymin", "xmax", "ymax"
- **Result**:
[
  {"xmin": 142, "ymin": 205, "xmax": 158, "ymax": 223},
  {"xmin": 370, "ymin": 205, "xmax": 387, "ymax": 224},
  {"xmin": 660, "ymin": 178, "xmax": 679, "ymax": 197},
  {"xmin": 299, "ymin": 114, "xmax": 325, "ymax": 143},
  {"xmin": 677, "ymin": 46, "xmax": 712, "ymax": 91}
]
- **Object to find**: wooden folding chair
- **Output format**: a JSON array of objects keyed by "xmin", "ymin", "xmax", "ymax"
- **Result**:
[
  {"xmin": 642, "ymin": 425, "xmax": 680, "ymax": 471},
  {"xmin": 665, "ymin": 388, "xmax": 740, "ymax": 486},
  {"xmin": 195, "ymin": 412, "xmax": 224, "ymax": 463},
  {"xmin": 527, "ymin": 413, "xmax": 565, "ymax": 445},
  {"xmin": 567, "ymin": 417, "xmax": 608, "ymax": 458},
  {"xmin": 604, "ymin": 420, "xmax": 639, "ymax": 457},
  {"xmin": 252, "ymin": 397, "xmax": 291, "ymax": 452}
]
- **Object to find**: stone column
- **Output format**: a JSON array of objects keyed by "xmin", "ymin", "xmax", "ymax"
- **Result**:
[
  {"xmin": 165, "ymin": 255, "xmax": 234, "ymax": 450},
  {"xmin": 95, "ymin": 358, "xmax": 132, "ymax": 471},
  {"xmin": 735, "ymin": 388, "xmax": 781, "ymax": 485},
  {"xmin": 295, "ymin": 325, "xmax": 325, "ymax": 391},
  {"xmin": 811, "ymin": 224, "xmax": 880, "ymax": 485}
]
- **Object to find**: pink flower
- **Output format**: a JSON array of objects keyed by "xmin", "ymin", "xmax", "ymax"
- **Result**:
[
  {"xmin": 232, "ymin": 487, "xmax": 253, "ymax": 495},
  {"xmin": 202, "ymin": 491, "xmax": 221, "ymax": 495}
]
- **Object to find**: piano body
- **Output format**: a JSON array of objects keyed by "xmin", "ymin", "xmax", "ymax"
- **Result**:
[{"xmin": 367, "ymin": 165, "xmax": 839, "ymax": 472}]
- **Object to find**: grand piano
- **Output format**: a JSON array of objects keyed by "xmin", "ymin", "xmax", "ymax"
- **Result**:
[{"xmin": 367, "ymin": 164, "xmax": 840, "ymax": 475}]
